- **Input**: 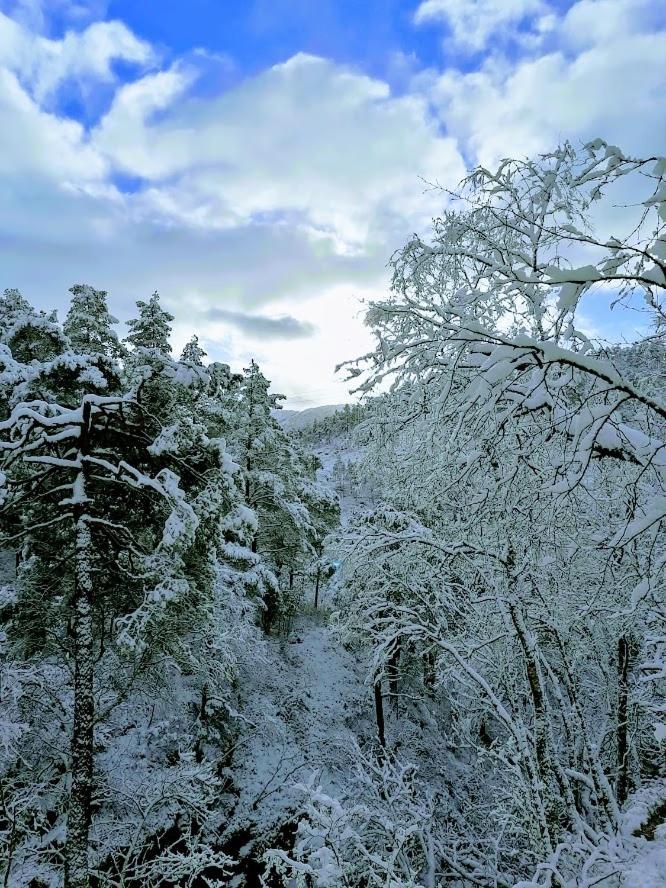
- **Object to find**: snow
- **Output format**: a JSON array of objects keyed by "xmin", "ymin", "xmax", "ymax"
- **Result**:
[
  {"xmin": 228, "ymin": 614, "xmax": 370, "ymax": 845},
  {"xmin": 274, "ymin": 404, "xmax": 347, "ymax": 432},
  {"xmin": 316, "ymin": 436, "xmax": 370, "ymax": 527},
  {"xmin": 623, "ymin": 844, "xmax": 666, "ymax": 888},
  {"xmin": 622, "ymin": 781, "xmax": 666, "ymax": 837}
]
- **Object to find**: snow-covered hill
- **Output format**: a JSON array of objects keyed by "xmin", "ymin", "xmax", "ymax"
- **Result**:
[{"xmin": 273, "ymin": 403, "xmax": 346, "ymax": 432}]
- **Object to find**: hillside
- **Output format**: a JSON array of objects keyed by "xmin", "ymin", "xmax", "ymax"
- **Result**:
[{"xmin": 273, "ymin": 403, "xmax": 347, "ymax": 432}]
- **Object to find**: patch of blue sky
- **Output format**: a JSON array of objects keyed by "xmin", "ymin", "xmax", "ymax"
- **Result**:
[
  {"xmin": 50, "ymin": 77, "xmax": 120, "ymax": 128},
  {"xmin": 105, "ymin": 0, "xmax": 445, "ymax": 90},
  {"xmin": 579, "ymin": 285, "xmax": 655, "ymax": 345},
  {"xmin": 109, "ymin": 172, "xmax": 149, "ymax": 195}
]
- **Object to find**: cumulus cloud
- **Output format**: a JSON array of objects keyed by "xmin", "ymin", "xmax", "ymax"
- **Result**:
[
  {"xmin": 423, "ymin": 0, "xmax": 666, "ymax": 167},
  {"xmin": 0, "ymin": 10, "xmax": 153, "ymax": 103},
  {"xmin": 559, "ymin": 0, "xmax": 663, "ymax": 49},
  {"xmin": 0, "ymin": 0, "xmax": 109, "ymax": 33},
  {"xmin": 1, "ymin": 24, "xmax": 431, "ymax": 402},
  {"xmin": 93, "ymin": 53, "xmax": 465, "ymax": 251},
  {"xmin": 205, "ymin": 308, "xmax": 316, "ymax": 340},
  {"xmin": 0, "ymin": 67, "xmax": 106, "ymax": 181},
  {"xmin": 414, "ymin": 0, "xmax": 548, "ymax": 52}
]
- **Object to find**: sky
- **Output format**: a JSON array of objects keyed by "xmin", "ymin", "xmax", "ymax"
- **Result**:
[{"xmin": 0, "ymin": 0, "xmax": 665, "ymax": 407}]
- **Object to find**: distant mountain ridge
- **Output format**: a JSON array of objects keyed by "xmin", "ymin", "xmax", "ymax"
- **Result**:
[{"xmin": 273, "ymin": 403, "xmax": 347, "ymax": 432}]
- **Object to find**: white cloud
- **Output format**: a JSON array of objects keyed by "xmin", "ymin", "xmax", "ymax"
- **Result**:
[
  {"xmin": 172, "ymin": 283, "xmax": 377, "ymax": 409},
  {"xmin": 425, "ymin": 0, "xmax": 666, "ymax": 167},
  {"xmin": 560, "ymin": 0, "xmax": 661, "ymax": 49},
  {"xmin": 91, "ymin": 66, "xmax": 196, "ymax": 178},
  {"xmin": 32, "ymin": 20, "xmax": 153, "ymax": 102},
  {"xmin": 414, "ymin": 0, "xmax": 548, "ymax": 51},
  {"xmin": 0, "ymin": 66, "xmax": 106, "ymax": 181},
  {"xmin": 1, "ymin": 0, "xmax": 109, "ymax": 32},
  {"xmin": 93, "ymin": 53, "xmax": 465, "ymax": 251},
  {"xmin": 0, "ymin": 18, "xmax": 462, "ymax": 403},
  {"xmin": 0, "ymin": 11, "xmax": 153, "ymax": 103}
]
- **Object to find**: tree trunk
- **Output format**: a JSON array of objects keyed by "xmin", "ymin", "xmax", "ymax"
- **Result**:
[
  {"xmin": 505, "ymin": 597, "xmax": 580, "ymax": 834},
  {"xmin": 374, "ymin": 679, "xmax": 386, "ymax": 752},
  {"xmin": 314, "ymin": 565, "xmax": 321, "ymax": 609},
  {"xmin": 617, "ymin": 634, "xmax": 631, "ymax": 806},
  {"xmin": 388, "ymin": 640, "xmax": 400, "ymax": 709},
  {"xmin": 423, "ymin": 650, "xmax": 436, "ymax": 693},
  {"xmin": 65, "ymin": 402, "xmax": 94, "ymax": 888}
]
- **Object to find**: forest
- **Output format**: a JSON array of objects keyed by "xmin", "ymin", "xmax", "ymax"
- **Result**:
[{"xmin": 0, "ymin": 139, "xmax": 664, "ymax": 887}]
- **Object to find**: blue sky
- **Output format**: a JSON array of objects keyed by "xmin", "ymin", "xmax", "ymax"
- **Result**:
[
  {"xmin": 0, "ymin": 0, "xmax": 664, "ymax": 405},
  {"xmin": 109, "ymin": 0, "xmax": 444, "ymax": 78}
]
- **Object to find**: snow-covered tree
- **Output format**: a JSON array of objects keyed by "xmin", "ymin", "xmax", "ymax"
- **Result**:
[
  {"xmin": 180, "ymin": 334, "xmax": 206, "ymax": 365},
  {"xmin": 64, "ymin": 285, "xmax": 125, "ymax": 366},
  {"xmin": 125, "ymin": 291, "xmax": 174, "ymax": 355},
  {"xmin": 0, "ymin": 289, "xmax": 265, "ymax": 886},
  {"xmin": 332, "ymin": 140, "xmax": 666, "ymax": 885},
  {"xmin": 231, "ymin": 360, "xmax": 336, "ymax": 630}
]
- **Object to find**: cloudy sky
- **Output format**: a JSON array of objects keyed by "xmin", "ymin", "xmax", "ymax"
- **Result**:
[{"xmin": 1, "ymin": 0, "xmax": 665, "ymax": 406}]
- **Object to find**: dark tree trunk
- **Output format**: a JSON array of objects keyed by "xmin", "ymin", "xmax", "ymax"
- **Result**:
[
  {"xmin": 617, "ymin": 635, "xmax": 631, "ymax": 806},
  {"xmin": 388, "ymin": 640, "xmax": 400, "ymax": 709},
  {"xmin": 314, "ymin": 565, "xmax": 321, "ymax": 609},
  {"xmin": 374, "ymin": 679, "xmax": 386, "ymax": 753},
  {"xmin": 423, "ymin": 650, "xmax": 436, "ymax": 693}
]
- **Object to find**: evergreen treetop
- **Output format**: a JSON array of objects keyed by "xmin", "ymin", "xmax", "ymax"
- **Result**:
[{"xmin": 125, "ymin": 291, "xmax": 174, "ymax": 355}]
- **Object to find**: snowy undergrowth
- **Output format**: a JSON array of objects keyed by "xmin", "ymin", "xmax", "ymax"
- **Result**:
[
  {"xmin": 512, "ymin": 781, "xmax": 666, "ymax": 888},
  {"xmin": 224, "ymin": 614, "xmax": 372, "ymax": 879}
]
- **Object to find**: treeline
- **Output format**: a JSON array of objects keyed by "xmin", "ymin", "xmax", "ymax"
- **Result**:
[
  {"xmin": 292, "ymin": 402, "xmax": 366, "ymax": 445},
  {"xmin": 0, "ymin": 287, "xmax": 338, "ymax": 886}
]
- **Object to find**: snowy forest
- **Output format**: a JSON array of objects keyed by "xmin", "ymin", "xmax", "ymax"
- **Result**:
[{"xmin": 1, "ymin": 139, "xmax": 665, "ymax": 887}]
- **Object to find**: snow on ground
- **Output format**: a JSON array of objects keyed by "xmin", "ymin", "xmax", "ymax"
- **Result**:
[
  {"xmin": 623, "ymin": 842, "xmax": 666, "ymax": 888},
  {"xmin": 227, "ymin": 614, "xmax": 372, "ymax": 862},
  {"xmin": 620, "ymin": 780, "xmax": 666, "ymax": 887},
  {"xmin": 225, "ymin": 436, "xmax": 374, "ymax": 872},
  {"xmin": 316, "ymin": 434, "xmax": 373, "ymax": 527}
]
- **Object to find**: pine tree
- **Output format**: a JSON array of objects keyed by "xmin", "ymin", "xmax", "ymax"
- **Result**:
[
  {"xmin": 0, "ymin": 292, "xmax": 232, "ymax": 886},
  {"xmin": 231, "ymin": 360, "xmax": 336, "ymax": 630},
  {"xmin": 0, "ymin": 287, "xmax": 66, "ymax": 363},
  {"xmin": 125, "ymin": 291, "xmax": 174, "ymax": 355},
  {"xmin": 180, "ymin": 334, "xmax": 206, "ymax": 365},
  {"xmin": 0, "ymin": 343, "xmax": 200, "ymax": 888},
  {"xmin": 124, "ymin": 292, "xmax": 177, "ymax": 421},
  {"xmin": 0, "ymin": 286, "xmax": 341, "ymax": 885},
  {"xmin": 0, "ymin": 288, "xmax": 32, "ymax": 338},
  {"xmin": 64, "ymin": 285, "xmax": 125, "ymax": 361}
]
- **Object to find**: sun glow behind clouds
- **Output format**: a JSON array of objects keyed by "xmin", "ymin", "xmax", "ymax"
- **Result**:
[{"xmin": 0, "ymin": 0, "xmax": 664, "ymax": 405}]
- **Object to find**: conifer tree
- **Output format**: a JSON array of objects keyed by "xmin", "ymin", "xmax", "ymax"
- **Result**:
[
  {"xmin": 231, "ymin": 360, "xmax": 338, "ymax": 629},
  {"xmin": 180, "ymin": 334, "xmax": 206, "ymax": 365},
  {"xmin": 125, "ymin": 291, "xmax": 173, "ymax": 355},
  {"xmin": 0, "ymin": 288, "xmax": 32, "ymax": 338},
  {"xmin": 0, "ymin": 288, "xmax": 66, "ymax": 363},
  {"xmin": 124, "ymin": 291, "xmax": 178, "ymax": 422},
  {"xmin": 0, "ymin": 284, "xmax": 342, "ymax": 886},
  {"xmin": 0, "ymin": 288, "xmax": 241, "ymax": 886},
  {"xmin": 64, "ymin": 285, "xmax": 125, "ymax": 363}
]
